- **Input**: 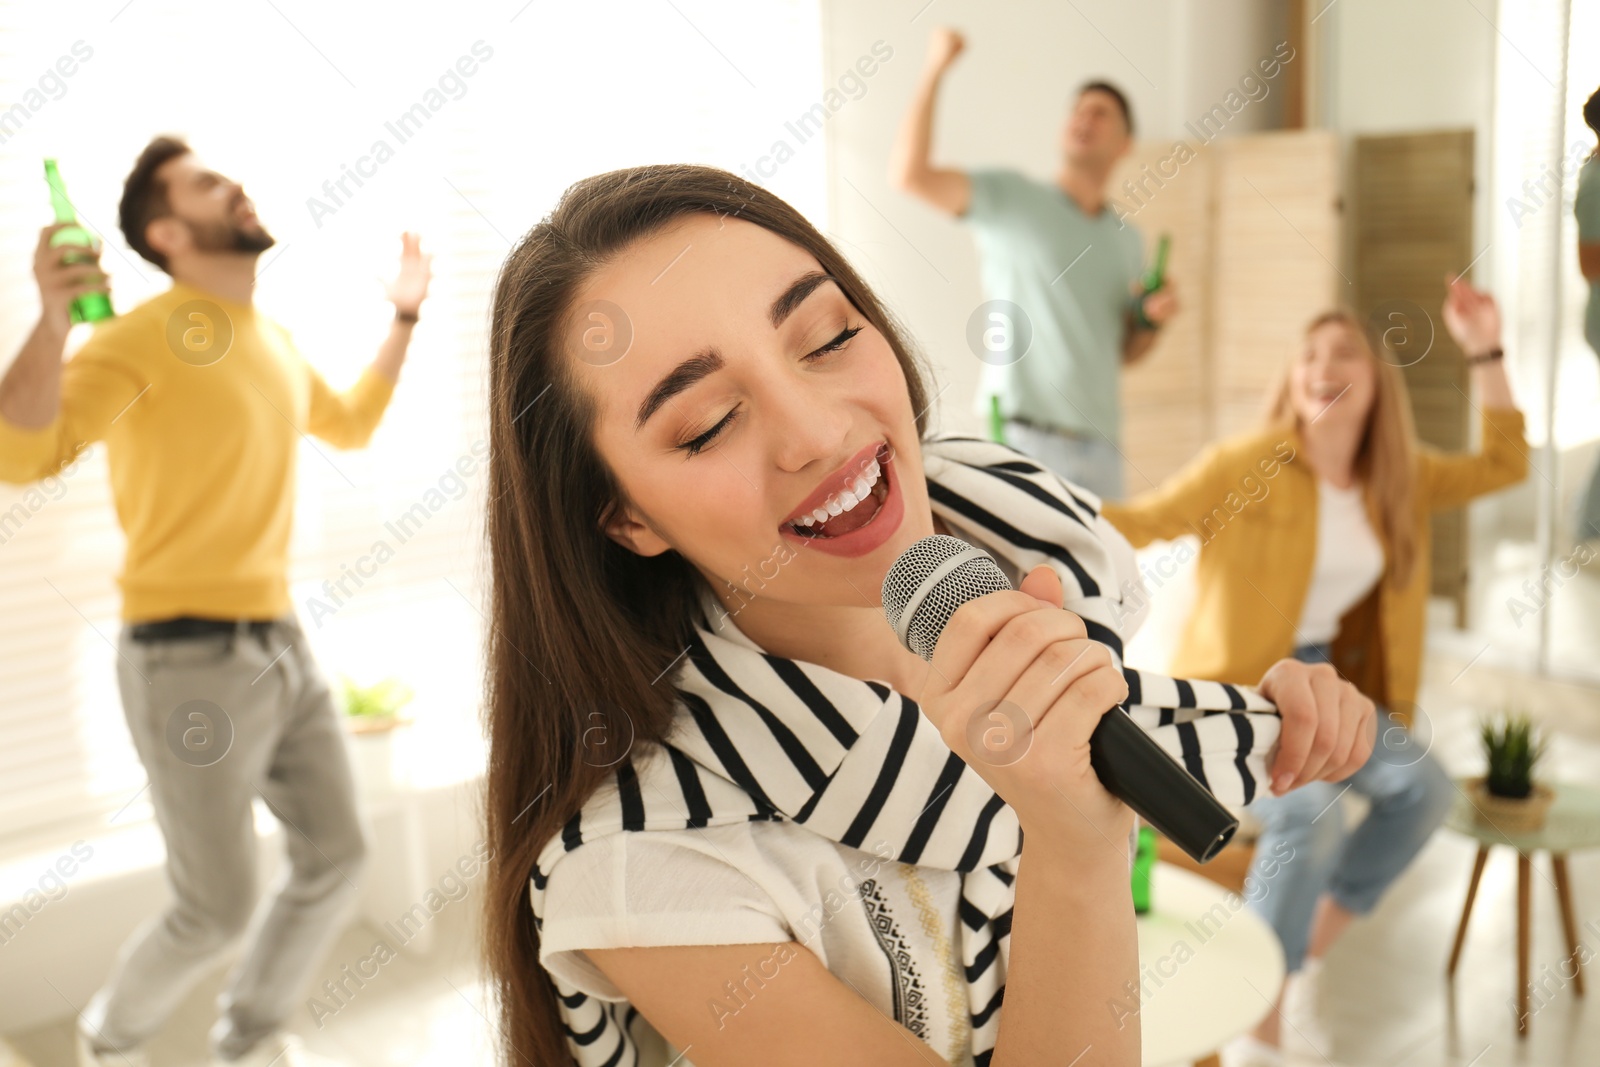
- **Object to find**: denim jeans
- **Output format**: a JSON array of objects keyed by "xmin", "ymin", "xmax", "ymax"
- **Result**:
[
  {"xmin": 1240, "ymin": 643, "xmax": 1452, "ymax": 973},
  {"xmin": 1002, "ymin": 420, "xmax": 1125, "ymax": 500}
]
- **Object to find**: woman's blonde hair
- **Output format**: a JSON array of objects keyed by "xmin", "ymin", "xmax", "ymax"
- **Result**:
[{"xmin": 1262, "ymin": 308, "xmax": 1420, "ymax": 588}]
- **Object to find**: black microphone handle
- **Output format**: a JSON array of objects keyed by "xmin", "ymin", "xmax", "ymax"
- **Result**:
[{"xmin": 1086, "ymin": 704, "xmax": 1239, "ymax": 864}]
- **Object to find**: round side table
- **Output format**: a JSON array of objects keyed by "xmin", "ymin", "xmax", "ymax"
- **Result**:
[
  {"xmin": 1137, "ymin": 862, "xmax": 1286, "ymax": 1067},
  {"xmin": 1443, "ymin": 779, "xmax": 1600, "ymax": 1036}
]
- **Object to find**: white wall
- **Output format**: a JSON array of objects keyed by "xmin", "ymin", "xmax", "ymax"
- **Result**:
[
  {"xmin": 1315, "ymin": 0, "xmax": 1500, "ymax": 304},
  {"xmin": 819, "ymin": 0, "xmax": 1289, "ymax": 438}
]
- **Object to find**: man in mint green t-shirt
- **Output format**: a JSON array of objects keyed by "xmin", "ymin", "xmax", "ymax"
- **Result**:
[{"xmin": 889, "ymin": 26, "xmax": 1177, "ymax": 500}]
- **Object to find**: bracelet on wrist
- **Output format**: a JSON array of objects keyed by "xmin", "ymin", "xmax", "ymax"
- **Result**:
[
  {"xmin": 1465, "ymin": 346, "xmax": 1503, "ymax": 365},
  {"xmin": 394, "ymin": 309, "xmax": 419, "ymax": 325}
]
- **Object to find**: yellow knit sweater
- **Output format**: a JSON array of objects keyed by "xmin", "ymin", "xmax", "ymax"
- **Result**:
[
  {"xmin": 0, "ymin": 282, "xmax": 395, "ymax": 621},
  {"xmin": 1102, "ymin": 407, "xmax": 1528, "ymax": 718}
]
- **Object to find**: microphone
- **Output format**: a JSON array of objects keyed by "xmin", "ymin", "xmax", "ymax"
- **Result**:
[{"xmin": 881, "ymin": 535, "xmax": 1239, "ymax": 864}]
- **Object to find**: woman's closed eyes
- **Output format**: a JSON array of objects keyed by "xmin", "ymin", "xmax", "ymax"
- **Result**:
[{"xmin": 676, "ymin": 323, "xmax": 865, "ymax": 457}]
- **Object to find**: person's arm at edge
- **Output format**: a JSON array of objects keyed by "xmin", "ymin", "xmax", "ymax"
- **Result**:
[
  {"xmin": 887, "ymin": 27, "xmax": 972, "ymax": 218},
  {"xmin": 1578, "ymin": 155, "xmax": 1600, "ymax": 279}
]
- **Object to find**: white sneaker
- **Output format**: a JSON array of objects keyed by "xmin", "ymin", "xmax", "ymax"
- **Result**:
[
  {"xmin": 74, "ymin": 1029, "xmax": 149, "ymax": 1067},
  {"xmin": 1280, "ymin": 958, "xmax": 1335, "ymax": 1061},
  {"xmin": 1221, "ymin": 1034, "xmax": 1283, "ymax": 1067},
  {"xmin": 212, "ymin": 1032, "xmax": 343, "ymax": 1067}
]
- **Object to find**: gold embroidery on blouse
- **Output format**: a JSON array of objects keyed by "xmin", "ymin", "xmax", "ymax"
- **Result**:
[{"xmin": 900, "ymin": 862, "xmax": 971, "ymax": 1065}]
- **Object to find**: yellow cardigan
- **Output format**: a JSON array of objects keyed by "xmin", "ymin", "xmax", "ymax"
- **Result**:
[{"xmin": 1101, "ymin": 407, "xmax": 1528, "ymax": 721}]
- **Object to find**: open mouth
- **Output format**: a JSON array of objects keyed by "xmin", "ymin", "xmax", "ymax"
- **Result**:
[{"xmin": 784, "ymin": 443, "xmax": 893, "ymax": 540}]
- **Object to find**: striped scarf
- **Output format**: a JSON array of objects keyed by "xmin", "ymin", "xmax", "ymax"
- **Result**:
[{"xmin": 530, "ymin": 434, "xmax": 1280, "ymax": 1067}]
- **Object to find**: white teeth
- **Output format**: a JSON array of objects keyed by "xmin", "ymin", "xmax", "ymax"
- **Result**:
[{"xmin": 787, "ymin": 451, "xmax": 888, "ymax": 531}]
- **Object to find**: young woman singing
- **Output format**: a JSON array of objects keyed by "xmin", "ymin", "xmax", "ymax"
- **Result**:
[{"xmin": 479, "ymin": 164, "xmax": 1374, "ymax": 1067}]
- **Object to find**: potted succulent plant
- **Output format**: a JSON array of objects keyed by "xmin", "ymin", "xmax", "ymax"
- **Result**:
[
  {"xmin": 1467, "ymin": 712, "xmax": 1553, "ymax": 834},
  {"xmin": 339, "ymin": 675, "xmax": 415, "ymax": 793}
]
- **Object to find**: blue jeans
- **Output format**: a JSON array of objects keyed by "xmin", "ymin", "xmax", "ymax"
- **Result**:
[
  {"xmin": 1241, "ymin": 643, "xmax": 1452, "ymax": 973},
  {"xmin": 1003, "ymin": 420, "xmax": 1125, "ymax": 500}
]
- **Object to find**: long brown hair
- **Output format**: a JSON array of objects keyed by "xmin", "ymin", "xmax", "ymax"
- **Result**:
[
  {"xmin": 481, "ymin": 164, "xmax": 936, "ymax": 1065},
  {"xmin": 1261, "ymin": 308, "xmax": 1420, "ymax": 587}
]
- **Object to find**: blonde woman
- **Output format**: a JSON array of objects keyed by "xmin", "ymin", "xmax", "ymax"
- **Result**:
[{"xmin": 1102, "ymin": 277, "xmax": 1528, "ymax": 1067}]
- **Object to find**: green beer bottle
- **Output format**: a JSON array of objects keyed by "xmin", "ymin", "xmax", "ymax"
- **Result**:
[
  {"xmin": 1133, "ymin": 233, "xmax": 1170, "ymax": 331},
  {"xmin": 1142, "ymin": 233, "xmax": 1171, "ymax": 295},
  {"xmin": 988, "ymin": 394, "xmax": 1007, "ymax": 446},
  {"xmin": 1131, "ymin": 824, "xmax": 1157, "ymax": 915},
  {"xmin": 43, "ymin": 158, "xmax": 114, "ymax": 325}
]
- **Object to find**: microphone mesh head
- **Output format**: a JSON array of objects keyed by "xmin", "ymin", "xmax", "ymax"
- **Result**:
[{"xmin": 881, "ymin": 534, "xmax": 1013, "ymax": 661}]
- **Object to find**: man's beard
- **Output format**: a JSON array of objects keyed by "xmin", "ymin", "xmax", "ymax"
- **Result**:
[{"xmin": 184, "ymin": 216, "xmax": 276, "ymax": 255}]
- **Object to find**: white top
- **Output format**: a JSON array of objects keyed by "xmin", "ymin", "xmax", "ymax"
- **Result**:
[
  {"xmin": 537, "ymin": 518, "xmax": 1152, "ymax": 1067},
  {"xmin": 1294, "ymin": 478, "xmax": 1385, "ymax": 646},
  {"xmin": 540, "ymin": 819, "xmax": 978, "ymax": 1067}
]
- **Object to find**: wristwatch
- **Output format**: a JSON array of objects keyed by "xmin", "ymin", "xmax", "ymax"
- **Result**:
[{"xmin": 1465, "ymin": 346, "xmax": 1503, "ymax": 365}]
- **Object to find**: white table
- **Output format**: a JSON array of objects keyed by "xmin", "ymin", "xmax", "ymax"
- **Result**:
[{"xmin": 1136, "ymin": 863, "xmax": 1285, "ymax": 1067}]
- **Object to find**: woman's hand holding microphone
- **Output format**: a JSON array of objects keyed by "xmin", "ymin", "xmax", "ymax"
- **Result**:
[{"xmin": 915, "ymin": 564, "xmax": 1376, "ymax": 862}]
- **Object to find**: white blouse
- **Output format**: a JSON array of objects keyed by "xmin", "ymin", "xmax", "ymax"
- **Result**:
[
  {"xmin": 540, "ymin": 819, "xmax": 978, "ymax": 1066},
  {"xmin": 1294, "ymin": 478, "xmax": 1385, "ymax": 646},
  {"xmin": 537, "ymin": 508, "xmax": 1152, "ymax": 1066}
]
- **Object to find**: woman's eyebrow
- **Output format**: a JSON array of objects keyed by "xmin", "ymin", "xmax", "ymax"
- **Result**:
[
  {"xmin": 769, "ymin": 270, "xmax": 836, "ymax": 328},
  {"xmin": 635, "ymin": 349, "xmax": 723, "ymax": 431},
  {"xmin": 633, "ymin": 271, "xmax": 839, "ymax": 431}
]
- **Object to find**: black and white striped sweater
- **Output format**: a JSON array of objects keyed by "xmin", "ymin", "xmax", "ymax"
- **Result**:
[{"xmin": 530, "ymin": 434, "xmax": 1281, "ymax": 1066}]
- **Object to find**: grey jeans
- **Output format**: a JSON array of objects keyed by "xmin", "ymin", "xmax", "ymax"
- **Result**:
[{"xmin": 84, "ymin": 614, "xmax": 368, "ymax": 1059}]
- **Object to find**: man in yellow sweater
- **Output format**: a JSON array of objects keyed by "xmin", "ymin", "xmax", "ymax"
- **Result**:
[{"xmin": 0, "ymin": 136, "xmax": 431, "ymax": 1067}]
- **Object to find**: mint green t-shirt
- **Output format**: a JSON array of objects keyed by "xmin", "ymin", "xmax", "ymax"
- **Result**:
[
  {"xmin": 960, "ymin": 168, "xmax": 1146, "ymax": 442},
  {"xmin": 1576, "ymin": 154, "xmax": 1600, "ymax": 354}
]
